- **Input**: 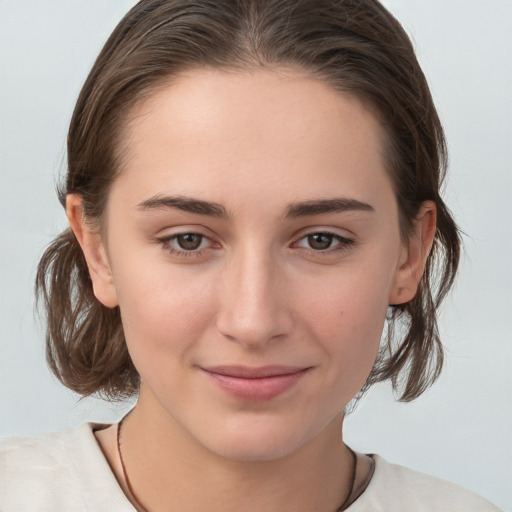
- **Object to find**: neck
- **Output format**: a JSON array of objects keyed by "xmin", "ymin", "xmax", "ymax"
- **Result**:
[{"xmin": 119, "ymin": 388, "xmax": 353, "ymax": 512}]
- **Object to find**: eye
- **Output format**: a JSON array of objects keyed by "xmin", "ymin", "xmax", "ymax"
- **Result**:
[
  {"xmin": 303, "ymin": 233, "xmax": 336, "ymax": 250},
  {"xmin": 159, "ymin": 232, "xmax": 214, "ymax": 256},
  {"xmin": 174, "ymin": 233, "xmax": 205, "ymax": 251},
  {"xmin": 295, "ymin": 232, "xmax": 354, "ymax": 252}
]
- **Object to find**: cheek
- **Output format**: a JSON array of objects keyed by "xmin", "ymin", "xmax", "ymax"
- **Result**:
[
  {"xmin": 308, "ymin": 285, "xmax": 386, "ymax": 368},
  {"xmin": 296, "ymin": 258, "xmax": 392, "ymax": 341},
  {"xmin": 291, "ymin": 257, "xmax": 395, "ymax": 390},
  {"xmin": 112, "ymin": 257, "xmax": 218, "ymax": 372}
]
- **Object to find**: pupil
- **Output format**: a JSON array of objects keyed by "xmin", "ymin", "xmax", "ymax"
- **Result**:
[
  {"xmin": 308, "ymin": 233, "xmax": 332, "ymax": 250},
  {"xmin": 177, "ymin": 234, "xmax": 202, "ymax": 250}
]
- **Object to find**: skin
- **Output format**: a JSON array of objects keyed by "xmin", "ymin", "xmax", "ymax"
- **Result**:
[{"xmin": 68, "ymin": 67, "xmax": 436, "ymax": 512}]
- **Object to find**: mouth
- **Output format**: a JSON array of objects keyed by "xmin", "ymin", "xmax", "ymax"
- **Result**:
[{"xmin": 201, "ymin": 365, "xmax": 311, "ymax": 402}]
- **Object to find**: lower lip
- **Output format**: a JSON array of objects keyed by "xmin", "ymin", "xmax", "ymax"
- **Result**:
[{"xmin": 204, "ymin": 369, "xmax": 309, "ymax": 402}]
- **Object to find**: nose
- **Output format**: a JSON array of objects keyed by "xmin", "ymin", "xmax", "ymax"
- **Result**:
[{"xmin": 216, "ymin": 246, "xmax": 292, "ymax": 349}]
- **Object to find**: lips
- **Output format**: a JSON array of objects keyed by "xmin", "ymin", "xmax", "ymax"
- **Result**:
[{"xmin": 202, "ymin": 365, "xmax": 310, "ymax": 402}]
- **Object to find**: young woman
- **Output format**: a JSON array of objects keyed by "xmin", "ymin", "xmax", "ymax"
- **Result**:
[{"xmin": 0, "ymin": 0, "xmax": 503, "ymax": 510}]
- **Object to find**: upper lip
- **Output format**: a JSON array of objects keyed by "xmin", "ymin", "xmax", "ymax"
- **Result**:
[{"xmin": 202, "ymin": 365, "xmax": 309, "ymax": 379}]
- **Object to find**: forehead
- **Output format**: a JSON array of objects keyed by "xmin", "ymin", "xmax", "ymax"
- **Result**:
[{"xmin": 115, "ymin": 67, "xmax": 392, "ymax": 210}]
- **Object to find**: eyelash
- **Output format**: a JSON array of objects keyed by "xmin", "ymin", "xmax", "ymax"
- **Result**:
[{"xmin": 158, "ymin": 231, "xmax": 355, "ymax": 258}]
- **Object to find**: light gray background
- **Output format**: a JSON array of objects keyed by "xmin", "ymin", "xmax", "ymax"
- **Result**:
[{"xmin": 0, "ymin": 1, "xmax": 511, "ymax": 510}]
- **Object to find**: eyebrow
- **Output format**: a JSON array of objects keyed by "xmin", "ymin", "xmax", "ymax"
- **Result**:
[
  {"xmin": 136, "ymin": 195, "xmax": 374, "ymax": 218},
  {"xmin": 136, "ymin": 195, "xmax": 229, "ymax": 217},
  {"xmin": 284, "ymin": 198, "xmax": 375, "ymax": 218}
]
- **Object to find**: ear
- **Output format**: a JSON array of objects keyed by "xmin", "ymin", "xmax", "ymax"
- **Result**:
[
  {"xmin": 389, "ymin": 201, "xmax": 437, "ymax": 305},
  {"xmin": 66, "ymin": 194, "xmax": 119, "ymax": 308}
]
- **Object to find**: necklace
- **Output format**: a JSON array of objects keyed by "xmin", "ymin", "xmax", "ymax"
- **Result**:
[
  {"xmin": 336, "ymin": 445, "xmax": 358, "ymax": 511},
  {"xmin": 117, "ymin": 414, "xmax": 358, "ymax": 512},
  {"xmin": 117, "ymin": 412, "xmax": 148, "ymax": 512}
]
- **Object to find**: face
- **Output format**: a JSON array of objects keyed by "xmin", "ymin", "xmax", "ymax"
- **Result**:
[{"xmin": 75, "ymin": 67, "xmax": 426, "ymax": 461}]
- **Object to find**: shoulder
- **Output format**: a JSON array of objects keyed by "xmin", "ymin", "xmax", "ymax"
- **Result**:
[
  {"xmin": 349, "ymin": 455, "xmax": 502, "ymax": 512},
  {"xmin": 0, "ymin": 422, "xmax": 133, "ymax": 512},
  {"xmin": 0, "ymin": 424, "xmax": 87, "ymax": 510}
]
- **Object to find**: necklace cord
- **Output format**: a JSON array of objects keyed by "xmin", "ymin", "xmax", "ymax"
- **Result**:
[
  {"xmin": 336, "ymin": 445, "xmax": 358, "ymax": 511},
  {"xmin": 117, "ymin": 413, "xmax": 149, "ymax": 512}
]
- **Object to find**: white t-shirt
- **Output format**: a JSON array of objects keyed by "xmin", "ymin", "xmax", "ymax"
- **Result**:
[{"xmin": 0, "ymin": 422, "xmax": 502, "ymax": 511}]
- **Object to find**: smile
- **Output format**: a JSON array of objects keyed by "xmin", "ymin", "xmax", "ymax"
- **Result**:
[{"xmin": 202, "ymin": 365, "xmax": 310, "ymax": 402}]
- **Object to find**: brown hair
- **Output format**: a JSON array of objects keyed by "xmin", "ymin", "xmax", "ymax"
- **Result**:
[{"xmin": 36, "ymin": 0, "xmax": 460, "ymax": 401}]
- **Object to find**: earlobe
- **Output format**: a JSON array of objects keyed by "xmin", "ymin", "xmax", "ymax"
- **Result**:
[
  {"xmin": 389, "ymin": 201, "xmax": 437, "ymax": 305},
  {"xmin": 66, "ymin": 194, "xmax": 119, "ymax": 308}
]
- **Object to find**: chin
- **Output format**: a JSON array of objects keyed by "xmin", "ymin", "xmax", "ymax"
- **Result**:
[
  {"xmin": 212, "ymin": 437, "xmax": 303, "ymax": 462},
  {"xmin": 197, "ymin": 415, "xmax": 319, "ymax": 462}
]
